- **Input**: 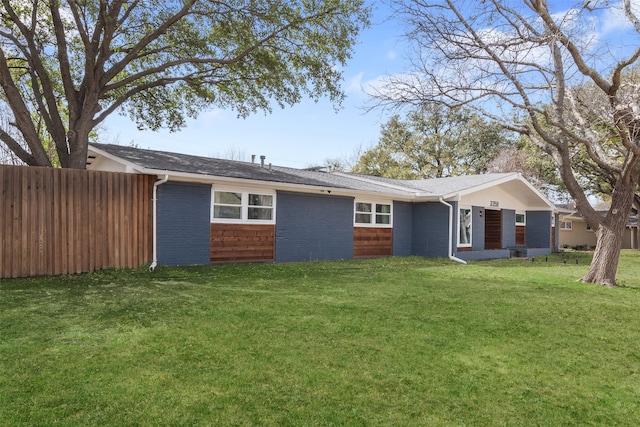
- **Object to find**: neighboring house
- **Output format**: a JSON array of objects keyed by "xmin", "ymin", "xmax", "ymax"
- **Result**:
[
  {"xmin": 87, "ymin": 143, "xmax": 560, "ymax": 267},
  {"xmin": 558, "ymin": 209, "xmax": 638, "ymax": 250}
]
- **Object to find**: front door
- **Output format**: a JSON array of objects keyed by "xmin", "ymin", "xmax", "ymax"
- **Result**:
[{"xmin": 484, "ymin": 209, "xmax": 502, "ymax": 250}]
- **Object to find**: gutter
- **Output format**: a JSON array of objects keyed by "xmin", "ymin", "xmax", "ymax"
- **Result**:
[
  {"xmin": 149, "ymin": 174, "xmax": 169, "ymax": 272},
  {"xmin": 439, "ymin": 197, "xmax": 467, "ymax": 265}
]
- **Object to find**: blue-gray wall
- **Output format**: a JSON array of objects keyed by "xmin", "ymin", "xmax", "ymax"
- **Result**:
[
  {"xmin": 157, "ymin": 182, "xmax": 211, "ymax": 266},
  {"xmin": 502, "ymin": 209, "xmax": 516, "ymax": 248},
  {"xmin": 275, "ymin": 191, "xmax": 354, "ymax": 262},
  {"xmin": 393, "ymin": 201, "xmax": 413, "ymax": 256},
  {"xmin": 471, "ymin": 206, "xmax": 485, "ymax": 251},
  {"xmin": 412, "ymin": 202, "xmax": 450, "ymax": 258},
  {"xmin": 526, "ymin": 210, "xmax": 552, "ymax": 248}
]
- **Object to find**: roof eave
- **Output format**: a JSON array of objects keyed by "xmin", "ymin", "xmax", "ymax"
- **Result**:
[
  {"xmin": 87, "ymin": 144, "xmax": 146, "ymax": 173},
  {"xmin": 139, "ymin": 167, "xmax": 418, "ymax": 200}
]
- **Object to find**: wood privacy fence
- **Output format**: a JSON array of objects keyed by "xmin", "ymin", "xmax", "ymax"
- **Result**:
[{"xmin": 1, "ymin": 165, "xmax": 154, "ymax": 278}]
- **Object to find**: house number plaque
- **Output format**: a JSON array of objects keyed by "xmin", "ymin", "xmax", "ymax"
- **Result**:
[{"xmin": 490, "ymin": 201, "xmax": 499, "ymax": 207}]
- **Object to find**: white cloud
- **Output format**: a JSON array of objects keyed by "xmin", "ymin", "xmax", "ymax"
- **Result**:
[
  {"xmin": 599, "ymin": 0, "xmax": 640, "ymax": 34},
  {"xmin": 345, "ymin": 72, "xmax": 365, "ymax": 94},
  {"xmin": 346, "ymin": 72, "xmax": 401, "ymax": 98}
]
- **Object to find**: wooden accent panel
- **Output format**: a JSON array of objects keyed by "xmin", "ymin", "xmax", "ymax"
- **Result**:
[
  {"xmin": 456, "ymin": 246, "xmax": 472, "ymax": 252},
  {"xmin": 354, "ymin": 227, "xmax": 393, "ymax": 258},
  {"xmin": 484, "ymin": 209, "xmax": 502, "ymax": 250},
  {"xmin": 551, "ymin": 225, "xmax": 556, "ymax": 251},
  {"xmin": 210, "ymin": 223, "xmax": 275, "ymax": 263},
  {"xmin": 516, "ymin": 225, "xmax": 526, "ymax": 246},
  {"xmin": 0, "ymin": 165, "xmax": 153, "ymax": 278}
]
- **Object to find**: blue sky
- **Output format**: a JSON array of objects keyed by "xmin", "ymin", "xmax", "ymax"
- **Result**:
[
  {"xmin": 101, "ymin": 3, "xmax": 404, "ymax": 168},
  {"xmin": 100, "ymin": 1, "xmax": 640, "ymax": 169}
]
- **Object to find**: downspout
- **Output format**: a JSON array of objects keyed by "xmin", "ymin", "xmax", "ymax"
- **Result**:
[
  {"xmin": 149, "ymin": 174, "xmax": 169, "ymax": 272},
  {"xmin": 439, "ymin": 197, "xmax": 467, "ymax": 265}
]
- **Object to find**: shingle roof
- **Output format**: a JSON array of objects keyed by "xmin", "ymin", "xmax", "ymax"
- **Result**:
[
  {"xmin": 90, "ymin": 143, "xmax": 347, "ymax": 189},
  {"xmin": 89, "ymin": 143, "xmax": 418, "ymax": 196},
  {"xmin": 347, "ymin": 172, "xmax": 516, "ymax": 195},
  {"xmin": 87, "ymin": 143, "xmax": 531, "ymax": 200}
]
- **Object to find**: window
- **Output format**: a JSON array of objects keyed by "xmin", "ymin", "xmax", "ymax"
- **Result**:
[
  {"xmin": 560, "ymin": 221, "xmax": 572, "ymax": 230},
  {"xmin": 459, "ymin": 207, "xmax": 472, "ymax": 246},
  {"xmin": 248, "ymin": 194, "xmax": 273, "ymax": 220},
  {"xmin": 376, "ymin": 204, "xmax": 392, "ymax": 225},
  {"xmin": 515, "ymin": 212, "xmax": 526, "ymax": 226},
  {"xmin": 355, "ymin": 202, "xmax": 372, "ymax": 224},
  {"xmin": 212, "ymin": 188, "xmax": 275, "ymax": 223},
  {"xmin": 354, "ymin": 201, "xmax": 392, "ymax": 227},
  {"xmin": 213, "ymin": 191, "xmax": 242, "ymax": 219}
]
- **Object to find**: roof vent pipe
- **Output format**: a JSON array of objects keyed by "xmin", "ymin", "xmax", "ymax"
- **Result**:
[
  {"xmin": 269, "ymin": 163, "xmax": 272, "ymax": 171},
  {"xmin": 251, "ymin": 154, "xmax": 256, "ymax": 164},
  {"xmin": 260, "ymin": 155, "xmax": 265, "ymax": 168}
]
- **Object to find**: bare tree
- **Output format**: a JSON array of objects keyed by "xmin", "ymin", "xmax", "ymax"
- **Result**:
[
  {"xmin": 372, "ymin": 0, "xmax": 640, "ymax": 286},
  {"xmin": 318, "ymin": 143, "xmax": 367, "ymax": 172}
]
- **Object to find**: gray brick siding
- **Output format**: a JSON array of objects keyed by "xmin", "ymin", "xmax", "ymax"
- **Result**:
[
  {"xmin": 275, "ymin": 191, "xmax": 354, "ymax": 262},
  {"xmin": 393, "ymin": 201, "xmax": 413, "ymax": 256},
  {"xmin": 157, "ymin": 182, "xmax": 211, "ymax": 266}
]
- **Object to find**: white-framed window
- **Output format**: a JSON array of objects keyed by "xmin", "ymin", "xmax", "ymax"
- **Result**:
[
  {"xmin": 515, "ymin": 212, "xmax": 526, "ymax": 226},
  {"xmin": 211, "ymin": 187, "xmax": 275, "ymax": 223},
  {"xmin": 560, "ymin": 221, "xmax": 572, "ymax": 230},
  {"xmin": 248, "ymin": 193, "xmax": 273, "ymax": 220},
  {"xmin": 354, "ymin": 201, "xmax": 392, "ymax": 227},
  {"xmin": 458, "ymin": 207, "xmax": 472, "ymax": 247},
  {"xmin": 213, "ymin": 191, "xmax": 242, "ymax": 219}
]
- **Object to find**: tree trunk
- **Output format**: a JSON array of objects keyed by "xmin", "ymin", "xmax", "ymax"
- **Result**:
[
  {"xmin": 581, "ymin": 220, "xmax": 626, "ymax": 287},
  {"xmin": 580, "ymin": 180, "xmax": 637, "ymax": 287},
  {"xmin": 634, "ymin": 198, "xmax": 640, "ymax": 251},
  {"xmin": 61, "ymin": 126, "xmax": 91, "ymax": 169}
]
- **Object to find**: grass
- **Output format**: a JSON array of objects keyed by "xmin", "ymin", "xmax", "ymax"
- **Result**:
[{"xmin": 1, "ymin": 251, "xmax": 640, "ymax": 426}]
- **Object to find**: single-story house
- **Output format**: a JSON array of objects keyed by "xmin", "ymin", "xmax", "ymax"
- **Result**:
[
  {"xmin": 87, "ymin": 143, "xmax": 560, "ymax": 267},
  {"xmin": 558, "ymin": 208, "xmax": 638, "ymax": 250}
]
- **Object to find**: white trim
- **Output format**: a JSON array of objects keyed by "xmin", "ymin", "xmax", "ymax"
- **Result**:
[
  {"xmin": 149, "ymin": 175, "xmax": 169, "ymax": 272},
  {"xmin": 515, "ymin": 211, "xmax": 526, "ymax": 226},
  {"xmin": 142, "ymin": 167, "xmax": 419, "ymax": 201},
  {"xmin": 88, "ymin": 145, "xmax": 146, "ymax": 173},
  {"xmin": 438, "ymin": 198, "xmax": 467, "ymax": 264},
  {"xmin": 457, "ymin": 206, "xmax": 472, "ymax": 247},
  {"xmin": 354, "ymin": 200, "xmax": 393, "ymax": 228},
  {"xmin": 446, "ymin": 173, "xmax": 556, "ymax": 210},
  {"xmin": 211, "ymin": 185, "xmax": 276, "ymax": 224}
]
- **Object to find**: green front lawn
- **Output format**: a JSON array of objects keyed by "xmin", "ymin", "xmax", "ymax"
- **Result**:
[{"xmin": 2, "ymin": 252, "xmax": 640, "ymax": 426}]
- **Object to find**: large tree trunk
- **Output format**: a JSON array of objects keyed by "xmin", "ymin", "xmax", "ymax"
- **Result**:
[
  {"xmin": 580, "ymin": 179, "xmax": 637, "ymax": 287},
  {"xmin": 581, "ymin": 220, "xmax": 626, "ymax": 287},
  {"xmin": 634, "ymin": 198, "xmax": 640, "ymax": 251}
]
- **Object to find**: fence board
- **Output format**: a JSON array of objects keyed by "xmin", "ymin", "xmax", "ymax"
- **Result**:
[
  {"xmin": 0, "ymin": 165, "xmax": 154, "ymax": 278},
  {"xmin": 20, "ymin": 167, "xmax": 28, "ymax": 276}
]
